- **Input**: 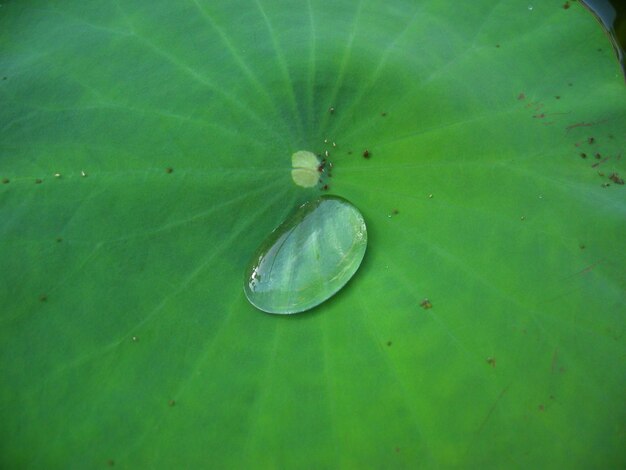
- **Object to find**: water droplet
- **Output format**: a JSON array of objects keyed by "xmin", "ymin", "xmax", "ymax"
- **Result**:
[
  {"xmin": 244, "ymin": 196, "xmax": 367, "ymax": 314},
  {"xmin": 528, "ymin": 5, "xmax": 533, "ymax": 10}
]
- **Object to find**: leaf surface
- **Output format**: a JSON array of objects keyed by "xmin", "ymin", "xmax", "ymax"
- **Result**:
[{"xmin": 1, "ymin": 1, "xmax": 625, "ymax": 468}]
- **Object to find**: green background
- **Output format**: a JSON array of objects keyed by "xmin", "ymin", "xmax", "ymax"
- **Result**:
[{"xmin": 1, "ymin": 0, "xmax": 625, "ymax": 468}]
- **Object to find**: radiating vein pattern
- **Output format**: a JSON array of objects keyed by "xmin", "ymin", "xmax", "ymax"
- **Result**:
[{"xmin": 0, "ymin": 0, "xmax": 625, "ymax": 468}]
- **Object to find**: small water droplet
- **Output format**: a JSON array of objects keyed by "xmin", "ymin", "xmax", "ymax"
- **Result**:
[
  {"xmin": 528, "ymin": 5, "xmax": 533, "ymax": 10},
  {"xmin": 244, "ymin": 196, "xmax": 367, "ymax": 314}
]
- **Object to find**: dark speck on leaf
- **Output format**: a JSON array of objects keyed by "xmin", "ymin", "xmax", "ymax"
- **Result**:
[
  {"xmin": 2, "ymin": 77, "xmax": 6, "ymax": 80},
  {"xmin": 387, "ymin": 341, "xmax": 392, "ymax": 346},
  {"xmin": 107, "ymin": 459, "xmax": 115, "ymax": 467},
  {"xmin": 580, "ymin": 244, "xmax": 585, "ymax": 250},
  {"xmin": 2, "ymin": 178, "xmax": 9, "ymax": 184},
  {"xmin": 588, "ymin": 137, "xmax": 595, "ymax": 144},
  {"xmin": 486, "ymin": 357, "xmax": 496, "ymax": 368},
  {"xmin": 495, "ymin": 44, "xmax": 501, "ymax": 48},
  {"xmin": 39, "ymin": 294, "xmax": 47, "ymax": 302},
  {"xmin": 609, "ymin": 173, "xmax": 624, "ymax": 185},
  {"xmin": 56, "ymin": 237, "xmax": 63, "ymax": 243},
  {"xmin": 165, "ymin": 167, "xmax": 173, "ymax": 174},
  {"xmin": 580, "ymin": 153, "xmax": 587, "ymax": 158},
  {"xmin": 420, "ymin": 298, "xmax": 432, "ymax": 309},
  {"xmin": 35, "ymin": 178, "xmax": 43, "ymax": 184},
  {"xmin": 168, "ymin": 399, "xmax": 176, "ymax": 407},
  {"xmin": 381, "ymin": 112, "xmax": 387, "ymax": 117},
  {"xmin": 555, "ymin": 96, "xmax": 560, "ymax": 99},
  {"xmin": 595, "ymin": 153, "xmax": 601, "ymax": 159},
  {"xmin": 363, "ymin": 149, "xmax": 370, "ymax": 159},
  {"xmin": 563, "ymin": 1, "xmax": 570, "ymax": 9}
]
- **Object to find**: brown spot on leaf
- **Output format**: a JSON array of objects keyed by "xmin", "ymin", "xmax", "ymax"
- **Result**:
[
  {"xmin": 517, "ymin": 92, "xmax": 526, "ymax": 100},
  {"xmin": 563, "ymin": 1, "xmax": 570, "ymax": 9},
  {"xmin": 609, "ymin": 173, "xmax": 624, "ymax": 185},
  {"xmin": 165, "ymin": 167, "xmax": 173, "ymax": 174},
  {"xmin": 486, "ymin": 357, "xmax": 496, "ymax": 368},
  {"xmin": 363, "ymin": 149, "xmax": 370, "ymax": 159},
  {"xmin": 420, "ymin": 298, "xmax": 432, "ymax": 309},
  {"xmin": 2, "ymin": 178, "xmax": 9, "ymax": 184}
]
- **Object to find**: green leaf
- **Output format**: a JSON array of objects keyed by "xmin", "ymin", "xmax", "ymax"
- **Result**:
[{"xmin": 1, "ymin": 0, "xmax": 625, "ymax": 467}]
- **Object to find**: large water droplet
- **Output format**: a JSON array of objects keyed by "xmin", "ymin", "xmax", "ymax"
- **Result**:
[{"xmin": 244, "ymin": 196, "xmax": 367, "ymax": 314}]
